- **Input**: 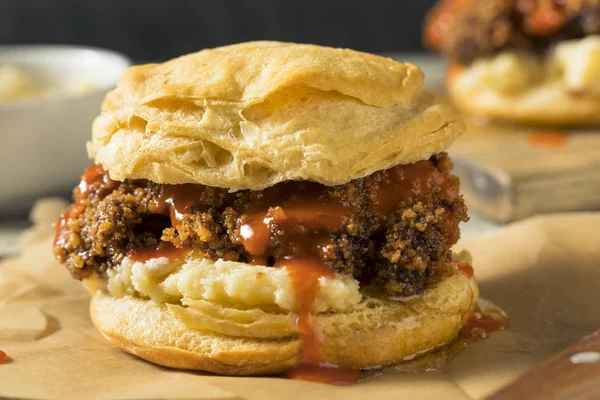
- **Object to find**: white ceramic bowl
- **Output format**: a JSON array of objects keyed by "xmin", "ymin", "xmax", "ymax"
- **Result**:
[{"xmin": 0, "ymin": 45, "xmax": 131, "ymax": 217}]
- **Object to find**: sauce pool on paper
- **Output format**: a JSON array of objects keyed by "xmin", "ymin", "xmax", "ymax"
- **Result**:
[
  {"xmin": 529, "ymin": 131, "xmax": 568, "ymax": 149},
  {"xmin": 0, "ymin": 350, "xmax": 9, "ymax": 364}
]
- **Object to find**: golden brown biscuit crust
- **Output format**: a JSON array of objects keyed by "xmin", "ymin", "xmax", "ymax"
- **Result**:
[
  {"xmin": 89, "ymin": 41, "xmax": 464, "ymax": 190},
  {"xmin": 89, "ymin": 272, "xmax": 477, "ymax": 375}
]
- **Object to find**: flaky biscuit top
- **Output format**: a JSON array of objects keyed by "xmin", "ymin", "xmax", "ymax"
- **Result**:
[{"xmin": 89, "ymin": 41, "xmax": 464, "ymax": 190}]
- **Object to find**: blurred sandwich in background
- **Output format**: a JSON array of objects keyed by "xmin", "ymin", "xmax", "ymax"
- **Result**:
[
  {"xmin": 425, "ymin": 0, "xmax": 600, "ymax": 126},
  {"xmin": 423, "ymin": 0, "xmax": 600, "ymax": 222}
]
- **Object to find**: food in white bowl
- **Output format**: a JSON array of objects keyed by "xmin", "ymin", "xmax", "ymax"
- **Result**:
[
  {"xmin": 0, "ymin": 45, "xmax": 131, "ymax": 217},
  {"xmin": 0, "ymin": 64, "xmax": 95, "ymax": 102}
]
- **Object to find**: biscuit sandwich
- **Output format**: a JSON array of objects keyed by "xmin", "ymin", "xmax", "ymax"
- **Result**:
[
  {"xmin": 425, "ymin": 0, "xmax": 600, "ymax": 126},
  {"xmin": 53, "ymin": 41, "xmax": 477, "ymax": 379}
]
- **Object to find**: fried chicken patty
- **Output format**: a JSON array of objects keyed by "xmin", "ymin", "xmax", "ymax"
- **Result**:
[
  {"xmin": 54, "ymin": 153, "xmax": 468, "ymax": 297},
  {"xmin": 442, "ymin": 0, "xmax": 600, "ymax": 64}
]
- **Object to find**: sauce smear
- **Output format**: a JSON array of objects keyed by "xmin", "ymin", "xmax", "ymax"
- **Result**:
[
  {"xmin": 457, "ymin": 262, "xmax": 474, "ymax": 278},
  {"xmin": 78, "ymin": 164, "xmax": 118, "ymax": 198},
  {"xmin": 461, "ymin": 313, "xmax": 506, "ymax": 338},
  {"xmin": 366, "ymin": 160, "xmax": 457, "ymax": 216},
  {"xmin": 0, "ymin": 350, "xmax": 8, "ymax": 364},
  {"xmin": 285, "ymin": 363, "xmax": 359, "ymax": 385},
  {"xmin": 129, "ymin": 242, "xmax": 189, "ymax": 263},
  {"xmin": 54, "ymin": 164, "xmax": 120, "ymax": 249},
  {"xmin": 364, "ymin": 298, "xmax": 509, "ymax": 378},
  {"xmin": 157, "ymin": 184, "xmax": 207, "ymax": 227},
  {"xmin": 529, "ymin": 131, "xmax": 567, "ymax": 149}
]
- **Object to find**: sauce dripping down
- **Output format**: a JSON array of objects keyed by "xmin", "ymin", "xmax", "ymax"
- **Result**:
[
  {"xmin": 283, "ymin": 260, "xmax": 360, "ymax": 385},
  {"xmin": 238, "ymin": 183, "xmax": 358, "ymax": 384},
  {"xmin": 156, "ymin": 185, "xmax": 208, "ymax": 227},
  {"xmin": 235, "ymin": 162, "xmax": 456, "ymax": 384},
  {"xmin": 77, "ymin": 164, "xmax": 118, "ymax": 198}
]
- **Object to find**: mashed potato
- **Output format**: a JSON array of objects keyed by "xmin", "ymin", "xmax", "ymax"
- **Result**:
[
  {"xmin": 456, "ymin": 51, "xmax": 542, "ymax": 94},
  {"xmin": 0, "ymin": 65, "xmax": 38, "ymax": 101},
  {"xmin": 554, "ymin": 35, "xmax": 600, "ymax": 95},
  {"xmin": 0, "ymin": 64, "xmax": 95, "ymax": 103},
  {"xmin": 107, "ymin": 256, "xmax": 362, "ymax": 313},
  {"xmin": 455, "ymin": 35, "xmax": 600, "ymax": 96}
]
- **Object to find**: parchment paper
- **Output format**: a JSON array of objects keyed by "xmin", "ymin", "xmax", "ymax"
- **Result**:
[{"xmin": 1, "ymin": 200, "xmax": 599, "ymax": 400}]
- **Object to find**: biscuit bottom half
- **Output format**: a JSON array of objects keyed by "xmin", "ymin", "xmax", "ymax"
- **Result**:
[{"xmin": 87, "ymin": 266, "xmax": 477, "ymax": 375}]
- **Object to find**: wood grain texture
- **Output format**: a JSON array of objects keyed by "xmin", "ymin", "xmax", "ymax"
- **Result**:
[
  {"xmin": 450, "ymin": 124, "xmax": 600, "ymax": 222},
  {"xmin": 485, "ymin": 330, "xmax": 600, "ymax": 400}
]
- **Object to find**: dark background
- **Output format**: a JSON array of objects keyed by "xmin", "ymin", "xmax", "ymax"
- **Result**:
[{"xmin": 0, "ymin": 0, "xmax": 438, "ymax": 61}]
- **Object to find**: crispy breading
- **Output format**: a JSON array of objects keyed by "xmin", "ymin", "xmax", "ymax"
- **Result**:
[{"xmin": 54, "ymin": 153, "xmax": 468, "ymax": 297}]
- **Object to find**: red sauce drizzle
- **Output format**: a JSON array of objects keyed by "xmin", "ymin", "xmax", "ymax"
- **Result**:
[
  {"xmin": 461, "ymin": 313, "xmax": 506, "ymax": 338},
  {"xmin": 124, "ymin": 185, "xmax": 209, "ymax": 261},
  {"xmin": 529, "ymin": 131, "xmax": 567, "ymax": 149},
  {"xmin": 129, "ymin": 242, "xmax": 190, "ymax": 263},
  {"xmin": 77, "ymin": 164, "xmax": 117, "ymax": 198},
  {"xmin": 53, "ymin": 165, "xmax": 194, "ymax": 262},
  {"xmin": 283, "ymin": 260, "xmax": 358, "ymax": 385},
  {"xmin": 53, "ymin": 164, "xmax": 120, "ymax": 250},
  {"xmin": 156, "ymin": 185, "xmax": 207, "ymax": 227},
  {"xmin": 0, "ymin": 350, "xmax": 8, "ymax": 364},
  {"xmin": 457, "ymin": 262, "xmax": 474, "ymax": 278},
  {"xmin": 366, "ymin": 160, "xmax": 457, "ymax": 216},
  {"xmin": 238, "ymin": 183, "xmax": 358, "ymax": 384},
  {"xmin": 362, "ymin": 160, "xmax": 460, "ymax": 246}
]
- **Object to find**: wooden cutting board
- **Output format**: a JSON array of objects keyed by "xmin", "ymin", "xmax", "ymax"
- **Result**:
[
  {"xmin": 450, "ymin": 124, "xmax": 600, "ymax": 222},
  {"xmin": 485, "ymin": 330, "xmax": 600, "ymax": 400}
]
